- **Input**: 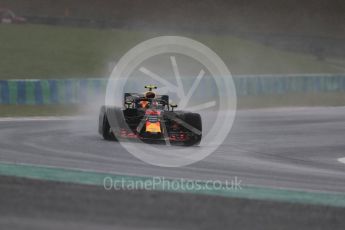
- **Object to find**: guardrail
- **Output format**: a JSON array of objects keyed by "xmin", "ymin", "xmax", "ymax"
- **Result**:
[{"xmin": 0, "ymin": 75, "xmax": 344, "ymax": 105}]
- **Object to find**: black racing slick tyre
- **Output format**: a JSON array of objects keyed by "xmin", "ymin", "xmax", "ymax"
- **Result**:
[
  {"xmin": 99, "ymin": 106, "xmax": 120, "ymax": 141},
  {"xmin": 182, "ymin": 113, "xmax": 202, "ymax": 146},
  {"xmin": 102, "ymin": 115, "xmax": 116, "ymax": 141}
]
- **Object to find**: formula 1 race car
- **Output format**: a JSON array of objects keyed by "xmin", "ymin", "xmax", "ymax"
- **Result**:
[{"xmin": 99, "ymin": 85, "xmax": 202, "ymax": 146}]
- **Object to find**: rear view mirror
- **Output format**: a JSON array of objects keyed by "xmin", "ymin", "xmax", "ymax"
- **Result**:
[{"xmin": 170, "ymin": 103, "xmax": 178, "ymax": 111}]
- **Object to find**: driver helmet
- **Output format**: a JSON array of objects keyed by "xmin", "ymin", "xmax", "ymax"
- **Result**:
[{"xmin": 145, "ymin": 91, "xmax": 156, "ymax": 99}]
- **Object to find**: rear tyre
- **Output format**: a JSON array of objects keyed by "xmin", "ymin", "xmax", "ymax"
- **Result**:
[{"xmin": 182, "ymin": 113, "xmax": 202, "ymax": 146}]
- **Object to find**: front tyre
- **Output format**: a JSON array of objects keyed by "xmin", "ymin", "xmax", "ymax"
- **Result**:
[
  {"xmin": 102, "ymin": 115, "xmax": 116, "ymax": 141},
  {"xmin": 99, "ymin": 106, "xmax": 117, "ymax": 141},
  {"xmin": 182, "ymin": 113, "xmax": 202, "ymax": 146}
]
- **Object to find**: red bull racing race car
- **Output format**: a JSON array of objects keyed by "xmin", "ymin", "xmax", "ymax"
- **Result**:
[{"xmin": 99, "ymin": 85, "xmax": 202, "ymax": 146}]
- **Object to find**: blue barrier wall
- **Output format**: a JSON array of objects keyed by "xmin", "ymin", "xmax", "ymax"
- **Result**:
[{"xmin": 0, "ymin": 75, "xmax": 344, "ymax": 105}]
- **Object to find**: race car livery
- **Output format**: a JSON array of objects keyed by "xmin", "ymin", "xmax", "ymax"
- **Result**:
[{"xmin": 99, "ymin": 85, "xmax": 202, "ymax": 146}]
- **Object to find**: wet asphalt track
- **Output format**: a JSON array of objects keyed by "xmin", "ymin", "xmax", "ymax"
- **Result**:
[
  {"xmin": 1, "ymin": 107, "xmax": 345, "ymax": 229},
  {"xmin": 0, "ymin": 107, "xmax": 345, "ymax": 193}
]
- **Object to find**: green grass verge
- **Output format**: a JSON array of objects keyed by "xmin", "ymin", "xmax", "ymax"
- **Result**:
[{"xmin": 0, "ymin": 24, "xmax": 345, "ymax": 79}]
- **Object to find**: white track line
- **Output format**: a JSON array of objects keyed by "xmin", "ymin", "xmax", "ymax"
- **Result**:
[{"xmin": 338, "ymin": 157, "xmax": 345, "ymax": 164}]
